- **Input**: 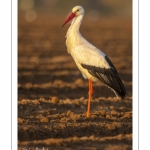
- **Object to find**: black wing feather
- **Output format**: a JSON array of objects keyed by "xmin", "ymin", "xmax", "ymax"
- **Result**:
[{"xmin": 81, "ymin": 56, "xmax": 126, "ymax": 99}]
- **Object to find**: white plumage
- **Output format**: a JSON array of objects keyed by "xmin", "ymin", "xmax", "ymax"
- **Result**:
[{"xmin": 62, "ymin": 6, "xmax": 126, "ymax": 117}]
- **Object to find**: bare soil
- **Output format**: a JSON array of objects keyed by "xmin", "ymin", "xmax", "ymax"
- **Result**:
[{"xmin": 18, "ymin": 14, "xmax": 132, "ymax": 150}]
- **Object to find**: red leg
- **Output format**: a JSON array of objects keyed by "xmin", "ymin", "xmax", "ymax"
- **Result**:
[{"xmin": 87, "ymin": 79, "xmax": 93, "ymax": 117}]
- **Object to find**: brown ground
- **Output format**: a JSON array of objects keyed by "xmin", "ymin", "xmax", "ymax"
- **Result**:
[{"xmin": 18, "ymin": 14, "xmax": 132, "ymax": 150}]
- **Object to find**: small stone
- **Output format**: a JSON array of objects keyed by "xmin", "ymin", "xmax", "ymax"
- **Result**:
[
  {"xmin": 52, "ymin": 97, "xmax": 59, "ymax": 104},
  {"xmin": 105, "ymin": 124, "xmax": 115, "ymax": 130},
  {"xmin": 110, "ymin": 106, "xmax": 114, "ymax": 109},
  {"xmin": 40, "ymin": 117, "xmax": 49, "ymax": 122},
  {"xmin": 106, "ymin": 114, "xmax": 111, "ymax": 119},
  {"xmin": 80, "ymin": 97, "xmax": 84, "ymax": 100},
  {"xmin": 18, "ymin": 117, "xmax": 24, "ymax": 123},
  {"xmin": 39, "ymin": 97, "xmax": 45, "ymax": 101},
  {"xmin": 111, "ymin": 110, "xmax": 118, "ymax": 116},
  {"xmin": 100, "ymin": 110, "xmax": 106, "ymax": 116},
  {"xmin": 67, "ymin": 110, "xmax": 74, "ymax": 116},
  {"xmin": 39, "ymin": 105, "xmax": 42, "ymax": 109},
  {"xmin": 75, "ymin": 101, "xmax": 80, "ymax": 106}
]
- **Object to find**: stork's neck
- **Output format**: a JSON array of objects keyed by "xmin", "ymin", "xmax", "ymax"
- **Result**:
[
  {"xmin": 66, "ymin": 14, "xmax": 85, "ymax": 53},
  {"xmin": 70, "ymin": 14, "xmax": 83, "ymax": 32}
]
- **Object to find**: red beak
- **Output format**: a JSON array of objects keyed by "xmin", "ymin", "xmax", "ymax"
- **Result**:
[{"xmin": 61, "ymin": 13, "xmax": 76, "ymax": 28}]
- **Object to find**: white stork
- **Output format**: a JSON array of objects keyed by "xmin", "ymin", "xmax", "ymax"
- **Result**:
[{"xmin": 61, "ymin": 6, "xmax": 126, "ymax": 117}]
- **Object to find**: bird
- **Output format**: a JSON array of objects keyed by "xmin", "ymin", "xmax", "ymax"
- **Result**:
[{"xmin": 61, "ymin": 6, "xmax": 126, "ymax": 117}]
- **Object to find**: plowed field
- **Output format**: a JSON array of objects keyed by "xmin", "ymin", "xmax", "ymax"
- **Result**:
[{"xmin": 18, "ymin": 14, "xmax": 132, "ymax": 150}]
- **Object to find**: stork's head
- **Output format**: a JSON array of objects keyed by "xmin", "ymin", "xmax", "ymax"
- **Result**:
[
  {"xmin": 61, "ymin": 6, "xmax": 84, "ymax": 27},
  {"xmin": 72, "ymin": 6, "xmax": 84, "ymax": 16}
]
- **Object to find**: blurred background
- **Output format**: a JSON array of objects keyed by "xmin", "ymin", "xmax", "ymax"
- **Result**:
[{"xmin": 18, "ymin": 0, "xmax": 132, "ymax": 22}]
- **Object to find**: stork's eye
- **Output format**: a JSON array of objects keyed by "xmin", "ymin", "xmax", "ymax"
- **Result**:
[{"xmin": 76, "ymin": 9, "xmax": 79, "ymax": 12}]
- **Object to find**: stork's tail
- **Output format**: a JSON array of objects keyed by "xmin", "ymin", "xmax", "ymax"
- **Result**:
[{"xmin": 108, "ymin": 76, "xmax": 127, "ymax": 100}]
